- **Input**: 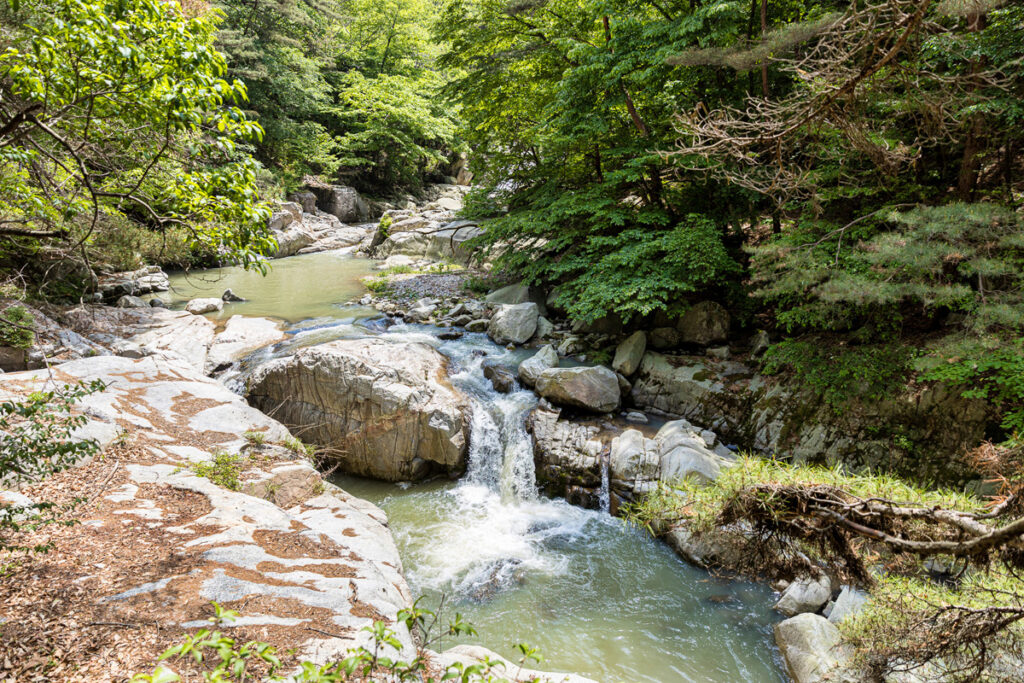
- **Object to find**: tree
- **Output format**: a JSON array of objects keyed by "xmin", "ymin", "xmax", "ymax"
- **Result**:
[{"xmin": 0, "ymin": 0, "xmax": 274, "ymax": 278}]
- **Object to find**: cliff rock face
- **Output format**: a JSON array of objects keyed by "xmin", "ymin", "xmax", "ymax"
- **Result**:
[
  {"xmin": 247, "ymin": 338, "xmax": 470, "ymax": 481},
  {"xmin": 630, "ymin": 351, "xmax": 990, "ymax": 486}
]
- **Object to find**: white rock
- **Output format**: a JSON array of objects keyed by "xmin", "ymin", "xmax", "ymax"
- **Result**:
[
  {"xmin": 775, "ymin": 573, "xmax": 833, "ymax": 617},
  {"xmin": 612, "ymin": 331, "xmax": 647, "ymax": 376},
  {"xmin": 488, "ymin": 302, "xmax": 539, "ymax": 345},
  {"xmin": 185, "ymin": 298, "xmax": 224, "ymax": 315},
  {"xmin": 774, "ymin": 613, "xmax": 857, "ymax": 683},
  {"xmin": 518, "ymin": 345, "xmax": 558, "ymax": 387}
]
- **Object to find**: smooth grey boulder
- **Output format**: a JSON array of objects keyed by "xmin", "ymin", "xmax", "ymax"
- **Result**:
[
  {"xmin": 610, "ymin": 429, "xmax": 659, "ymax": 485},
  {"xmin": 775, "ymin": 573, "xmax": 833, "ymax": 617},
  {"xmin": 247, "ymin": 339, "xmax": 469, "ymax": 482},
  {"xmin": 270, "ymin": 220, "xmax": 316, "ymax": 257},
  {"xmin": 518, "ymin": 344, "xmax": 558, "ymax": 387},
  {"xmin": 485, "ymin": 283, "xmax": 531, "ymax": 305},
  {"xmin": 828, "ymin": 585, "xmax": 869, "ymax": 624},
  {"xmin": 656, "ymin": 420, "xmax": 732, "ymax": 484},
  {"xmin": 535, "ymin": 365, "xmax": 620, "ymax": 413},
  {"xmin": 116, "ymin": 295, "xmax": 148, "ymax": 308},
  {"xmin": 678, "ymin": 301, "xmax": 730, "ymax": 345},
  {"xmin": 775, "ymin": 613, "xmax": 857, "ymax": 683},
  {"xmin": 487, "ymin": 302, "xmax": 538, "ymax": 345},
  {"xmin": 535, "ymin": 315, "xmax": 554, "ymax": 340},
  {"xmin": 406, "ymin": 305, "xmax": 436, "ymax": 323},
  {"xmin": 185, "ymin": 298, "xmax": 224, "ymax": 315},
  {"xmin": 612, "ymin": 331, "xmax": 647, "ymax": 376}
]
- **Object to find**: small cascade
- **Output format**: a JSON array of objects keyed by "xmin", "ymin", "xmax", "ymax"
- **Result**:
[{"xmin": 598, "ymin": 449, "xmax": 611, "ymax": 514}]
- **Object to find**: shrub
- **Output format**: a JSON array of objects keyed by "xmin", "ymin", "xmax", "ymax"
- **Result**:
[
  {"xmin": 0, "ymin": 380, "xmax": 105, "ymax": 553},
  {"xmin": 132, "ymin": 600, "xmax": 540, "ymax": 682},
  {"xmin": 0, "ymin": 305, "xmax": 35, "ymax": 350},
  {"xmin": 191, "ymin": 452, "xmax": 243, "ymax": 491}
]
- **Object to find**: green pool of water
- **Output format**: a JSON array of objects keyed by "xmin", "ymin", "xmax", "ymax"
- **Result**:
[
  {"xmin": 166, "ymin": 250, "xmax": 378, "ymax": 322},
  {"xmin": 333, "ymin": 476, "xmax": 784, "ymax": 683}
]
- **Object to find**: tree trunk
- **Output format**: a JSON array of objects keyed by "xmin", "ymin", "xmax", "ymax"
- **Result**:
[{"xmin": 956, "ymin": 11, "xmax": 988, "ymax": 201}]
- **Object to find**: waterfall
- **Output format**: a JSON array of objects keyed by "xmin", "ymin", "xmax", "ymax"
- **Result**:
[{"xmin": 598, "ymin": 450, "xmax": 611, "ymax": 514}]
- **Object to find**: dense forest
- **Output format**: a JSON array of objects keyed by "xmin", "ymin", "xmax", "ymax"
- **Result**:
[{"xmin": 1, "ymin": 0, "xmax": 1024, "ymax": 680}]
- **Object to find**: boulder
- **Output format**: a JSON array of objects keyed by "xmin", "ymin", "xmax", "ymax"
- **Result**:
[
  {"xmin": 247, "ymin": 339, "xmax": 469, "ymax": 481},
  {"xmin": 483, "ymin": 363, "xmax": 516, "ymax": 394},
  {"xmin": 288, "ymin": 190, "xmax": 318, "ymax": 214},
  {"xmin": 222, "ymin": 288, "xmax": 246, "ymax": 302},
  {"xmin": 655, "ymin": 420, "xmax": 732, "ymax": 485},
  {"xmin": 535, "ymin": 366, "xmax": 620, "ymax": 413},
  {"xmin": 630, "ymin": 352, "xmax": 725, "ymax": 418},
  {"xmin": 775, "ymin": 574, "xmax": 833, "ymax": 617},
  {"xmin": 827, "ymin": 585, "xmax": 869, "ymax": 624},
  {"xmin": 518, "ymin": 345, "xmax": 558, "ymax": 387},
  {"xmin": 185, "ymin": 298, "xmax": 224, "ymax": 315},
  {"xmin": 535, "ymin": 316, "xmax": 555, "ymax": 340},
  {"xmin": 270, "ymin": 221, "xmax": 317, "ymax": 258},
  {"xmin": 375, "ymin": 221, "xmax": 483, "ymax": 264},
  {"xmin": 649, "ymin": 327, "xmax": 680, "ymax": 350},
  {"xmin": 205, "ymin": 316, "xmax": 284, "ymax": 374},
  {"xmin": 487, "ymin": 303, "xmax": 538, "ymax": 345},
  {"xmin": 750, "ymin": 329, "xmax": 771, "ymax": 357},
  {"xmin": 609, "ymin": 429, "xmax": 659, "ymax": 485},
  {"xmin": 406, "ymin": 305, "xmax": 436, "ymax": 323},
  {"xmin": 527, "ymin": 408, "xmax": 604, "ymax": 501},
  {"xmin": 116, "ymin": 295, "xmax": 148, "ymax": 309},
  {"xmin": 774, "ymin": 613, "xmax": 856, "ymax": 683},
  {"xmin": 678, "ymin": 301, "xmax": 730, "ymax": 345},
  {"xmin": 612, "ymin": 331, "xmax": 647, "ymax": 377},
  {"xmin": 311, "ymin": 184, "xmax": 370, "ymax": 223},
  {"xmin": 485, "ymin": 283, "xmax": 531, "ymax": 305}
]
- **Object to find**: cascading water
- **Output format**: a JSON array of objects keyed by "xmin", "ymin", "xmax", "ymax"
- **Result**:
[
  {"xmin": 335, "ymin": 325, "xmax": 785, "ymax": 683},
  {"xmin": 170, "ymin": 245, "xmax": 788, "ymax": 682},
  {"xmin": 598, "ymin": 450, "xmax": 611, "ymax": 514}
]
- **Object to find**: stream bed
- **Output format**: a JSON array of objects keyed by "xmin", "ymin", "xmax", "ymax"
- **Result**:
[{"xmin": 171, "ymin": 250, "xmax": 786, "ymax": 682}]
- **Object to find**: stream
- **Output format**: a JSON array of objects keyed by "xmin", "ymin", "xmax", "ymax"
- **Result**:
[{"xmin": 169, "ymin": 250, "xmax": 785, "ymax": 683}]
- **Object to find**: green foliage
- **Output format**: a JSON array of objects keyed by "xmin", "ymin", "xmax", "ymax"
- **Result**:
[
  {"xmin": 243, "ymin": 430, "xmax": 267, "ymax": 446},
  {"xmin": 377, "ymin": 214, "xmax": 394, "ymax": 240},
  {"xmin": 0, "ymin": 305, "xmax": 34, "ymax": 349},
  {"xmin": 282, "ymin": 435, "xmax": 315, "ymax": 458},
  {"xmin": 191, "ymin": 452, "xmax": 244, "ymax": 491},
  {"xmin": 133, "ymin": 600, "xmax": 543, "ymax": 682},
  {"xmin": 761, "ymin": 340, "xmax": 914, "ymax": 411},
  {"xmin": 0, "ymin": 0, "xmax": 274, "ymax": 272},
  {"xmin": 0, "ymin": 380, "xmax": 104, "ymax": 553},
  {"xmin": 216, "ymin": 0, "xmax": 459, "ymax": 191},
  {"xmin": 920, "ymin": 342, "xmax": 1024, "ymax": 436}
]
